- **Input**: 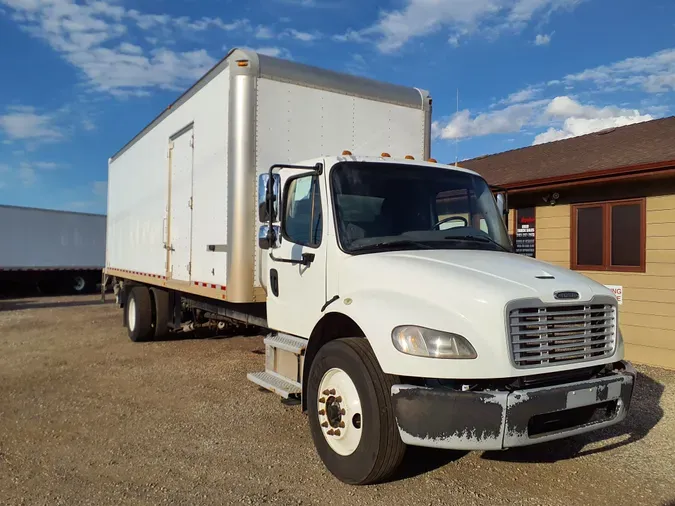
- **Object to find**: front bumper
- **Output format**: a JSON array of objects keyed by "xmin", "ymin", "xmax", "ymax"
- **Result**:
[{"xmin": 391, "ymin": 361, "xmax": 636, "ymax": 450}]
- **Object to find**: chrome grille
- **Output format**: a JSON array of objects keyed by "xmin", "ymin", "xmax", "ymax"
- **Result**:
[{"xmin": 509, "ymin": 303, "xmax": 616, "ymax": 368}]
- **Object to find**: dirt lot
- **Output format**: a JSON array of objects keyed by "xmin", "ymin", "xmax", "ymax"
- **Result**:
[{"xmin": 1, "ymin": 295, "xmax": 673, "ymax": 506}]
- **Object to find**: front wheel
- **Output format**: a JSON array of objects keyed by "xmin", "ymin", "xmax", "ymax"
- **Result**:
[{"xmin": 307, "ymin": 338, "xmax": 406, "ymax": 485}]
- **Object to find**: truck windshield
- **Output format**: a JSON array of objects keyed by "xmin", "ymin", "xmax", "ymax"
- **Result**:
[{"xmin": 330, "ymin": 162, "xmax": 512, "ymax": 254}]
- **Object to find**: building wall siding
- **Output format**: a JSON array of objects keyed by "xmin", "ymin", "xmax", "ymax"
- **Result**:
[{"xmin": 531, "ymin": 195, "xmax": 675, "ymax": 370}]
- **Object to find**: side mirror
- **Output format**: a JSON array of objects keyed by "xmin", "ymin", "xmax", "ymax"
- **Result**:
[
  {"xmin": 258, "ymin": 173, "xmax": 280, "ymax": 223},
  {"xmin": 496, "ymin": 193, "xmax": 508, "ymax": 216},
  {"xmin": 258, "ymin": 224, "xmax": 280, "ymax": 250}
]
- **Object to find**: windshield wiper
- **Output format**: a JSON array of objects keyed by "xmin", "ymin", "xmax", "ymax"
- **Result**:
[
  {"xmin": 444, "ymin": 234, "xmax": 511, "ymax": 252},
  {"xmin": 351, "ymin": 238, "xmax": 436, "ymax": 252}
]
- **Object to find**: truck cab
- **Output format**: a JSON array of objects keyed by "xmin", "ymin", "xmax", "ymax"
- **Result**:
[{"xmin": 252, "ymin": 153, "xmax": 635, "ymax": 485}]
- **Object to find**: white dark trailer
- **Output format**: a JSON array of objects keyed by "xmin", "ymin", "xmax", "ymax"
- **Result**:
[{"xmin": 0, "ymin": 205, "xmax": 106, "ymax": 295}]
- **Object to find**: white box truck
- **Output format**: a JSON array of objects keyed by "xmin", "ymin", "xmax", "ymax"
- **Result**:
[
  {"xmin": 104, "ymin": 48, "xmax": 636, "ymax": 485},
  {"xmin": 0, "ymin": 205, "xmax": 106, "ymax": 295}
]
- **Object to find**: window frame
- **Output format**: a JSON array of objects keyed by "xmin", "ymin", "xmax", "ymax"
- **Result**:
[
  {"xmin": 570, "ymin": 198, "xmax": 646, "ymax": 273},
  {"xmin": 281, "ymin": 172, "xmax": 324, "ymax": 249}
]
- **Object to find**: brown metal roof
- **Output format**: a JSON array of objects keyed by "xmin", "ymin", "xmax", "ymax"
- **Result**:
[{"xmin": 459, "ymin": 116, "xmax": 675, "ymax": 187}]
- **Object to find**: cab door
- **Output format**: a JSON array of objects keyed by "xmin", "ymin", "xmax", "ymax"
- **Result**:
[{"xmin": 265, "ymin": 168, "xmax": 328, "ymax": 338}]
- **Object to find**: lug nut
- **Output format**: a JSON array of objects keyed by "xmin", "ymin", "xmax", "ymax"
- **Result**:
[
  {"xmin": 321, "ymin": 421, "xmax": 328, "ymax": 428},
  {"xmin": 329, "ymin": 389, "xmax": 336, "ymax": 395},
  {"xmin": 322, "ymin": 389, "xmax": 330, "ymax": 396},
  {"xmin": 319, "ymin": 397, "xmax": 326, "ymax": 404},
  {"xmin": 334, "ymin": 429, "xmax": 341, "ymax": 436},
  {"xmin": 335, "ymin": 396, "xmax": 342, "ymax": 402},
  {"xmin": 340, "ymin": 409, "xmax": 346, "ymax": 416},
  {"xmin": 318, "ymin": 409, "xmax": 325, "ymax": 415},
  {"xmin": 339, "ymin": 421, "xmax": 345, "ymax": 428},
  {"xmin": 327, "ymin": 429, "xmax": 335, "ymax": 436}
]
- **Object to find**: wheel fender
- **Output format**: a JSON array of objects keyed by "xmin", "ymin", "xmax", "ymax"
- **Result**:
[{"xmin": 326, "ymin": 288, "xmax": 494, "ymax": 379}]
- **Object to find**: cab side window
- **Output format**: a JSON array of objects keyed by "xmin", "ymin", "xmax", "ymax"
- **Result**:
[{"xmin": 284, "ymin": 175, "xmax": 323, "ymax": 247}]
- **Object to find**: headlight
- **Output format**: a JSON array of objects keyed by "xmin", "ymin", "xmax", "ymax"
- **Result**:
[{"xmin": 391, "ymin": 325, "xmax": 477, "ymax": 359}]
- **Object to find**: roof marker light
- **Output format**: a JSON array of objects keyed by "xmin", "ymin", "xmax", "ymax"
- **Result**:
[
  {"xmin": 342, "ymin": 150, "xmax": 352, "ymax": 156},
  {"xmin": 236, "ymin": 60, "xmax": 249, "ymax": 67},
  {"xmin": 405, "ymin": 155, "xmax": 415, "ymax": 160},
  {"xmin": 427, "ymin": 158, "xmax": 437, "ymax": 163},
  {"xmin": 381, "ymin": 152, "xmax": 391, "ymax": 158}
]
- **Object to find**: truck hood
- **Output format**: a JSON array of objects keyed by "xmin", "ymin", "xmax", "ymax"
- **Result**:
[
  {"xmin": 335, "ymin": 249, "xmax": 619, "ymax": 379},
  {"xmin": 339, "ymin": 249, "xmax": 612, "ymax": 305}
]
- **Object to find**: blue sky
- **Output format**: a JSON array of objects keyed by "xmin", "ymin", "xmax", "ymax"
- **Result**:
[{"xmin": 0, "ymin": 0, "xmax": 673, "ymax": 214}]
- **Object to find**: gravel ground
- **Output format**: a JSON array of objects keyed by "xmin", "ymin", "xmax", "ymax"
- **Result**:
[{"xmin": 0, "ymin": 294, "xmax": 674, "ymax": 506}]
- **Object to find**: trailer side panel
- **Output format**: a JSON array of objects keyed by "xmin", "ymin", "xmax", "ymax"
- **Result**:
[
  {"xmin": 0, "ymin": 206, "xmax": 105, "ymax": 270},
  {"xmin": 106, "ymin": 67, "xmax": 231, "ymax": 291}
]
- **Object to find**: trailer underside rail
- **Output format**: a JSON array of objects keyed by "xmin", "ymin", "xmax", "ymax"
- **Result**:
[{"xmin": 187, "ymin": 295, "xmax": 268, "ymax": 328}]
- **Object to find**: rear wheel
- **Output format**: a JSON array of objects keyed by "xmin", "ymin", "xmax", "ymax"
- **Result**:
[
  {"xmin": 72, "ymin": 275, "xmax": 87, "ymax": 293},
  {"xmin": 150, "ymin": 287, "xmax": 170, "ymax": 339},
  {"xmin": 126, "ymin": 286, "xmax": 153, "ymax": 342},
  {"xmin": 307, "ymin": 338, "xmax": 406, "ymax": 485}
]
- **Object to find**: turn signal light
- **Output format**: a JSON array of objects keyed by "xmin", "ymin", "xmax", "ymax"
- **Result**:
[
  {"xmin": 342, "ymin": 150, "xmax": 352, "ymax": 156},
  {"xmin": 405, "ymin": 155, "xmax": 415, "ymax": 160}
]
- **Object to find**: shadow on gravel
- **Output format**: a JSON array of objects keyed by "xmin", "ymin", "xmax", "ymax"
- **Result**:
[
  {"xmin": 0, "ymin": 298, "xmax": 114, "ymax": 312},
  {"xmin": 391, "ymin": 447, "xmax": 469, "ymax": 482},
  {"xmin": 481, "ymin": 371, "xmax": 665, "ymax": 464}
]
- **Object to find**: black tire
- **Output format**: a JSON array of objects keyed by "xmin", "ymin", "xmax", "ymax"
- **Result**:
[
  {"xmin": 307, "ymin": 338, "xmax": 406, "ymax": 485},
  {"xmin": 150, "ymin": 287, "xmax": 170, "ymax": 339},
  {"xmin": 127, "ymin": 286, "xmax": 153, "ymax": 342}
]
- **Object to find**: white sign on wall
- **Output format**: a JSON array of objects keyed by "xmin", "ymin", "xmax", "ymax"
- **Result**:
[{"xmin": 605, "ymin": 285, "xmax": 623, "ymax": 305}]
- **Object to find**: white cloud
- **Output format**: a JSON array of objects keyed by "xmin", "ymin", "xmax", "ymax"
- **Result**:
[
  {"xmin": 500, "ymin": 86, "xmax": 542, "ymax": 104},
  {"xmin": 118, "ymin": 42, "xmax": 143, "ymax": 55},
  {"xmin": 435, "ymin": 95, "xmax": 654, "ymax": 145},
  {"xmin": 534, "ymin": 33, "xmax": 551, "ymax": 45},
  {"xmin": 0, "ymin": 159, "xmax": 63, "ymax": 187},
  {"xmin": 332, "ymin": 29, "xmax": 368, "ymax": 43},
  {"xmin": 253, "ymin": 46, "xmax": 293, "ymax": 59},
  {"xmin": 533, "ymin": 97, "xmax": 653, "ymax": 144},
  {"xmin": 0, "ymin": 106, "xmax": 62, "ymax": 141},
  {"xmin": 286, "ymin": 29, "xmax": 320, "ymax": 42},
  {"xmin": 0, "ymin": 0, "xmax": 250, "ymax": 96},
  {"xmin": 255, "ymin": 25, "xmax": 275, "ymax": 39},
  {"xmin": 345, "ymin": 0, "xmax": 583, "ymax": 53},
  {"xmin": 346, "ymin": 53, "xmax": 369, "ymax": 76},
  {"xmin": 435, "ymin": 100, "xmax": 548, "ymax": 140},
  {"xmin": 82, "ymin": 118, "xmax": 96, "ymax": 131},
  {"xmin": 565, "ymin": 47, "xmax": 675, "ymax": 93}
]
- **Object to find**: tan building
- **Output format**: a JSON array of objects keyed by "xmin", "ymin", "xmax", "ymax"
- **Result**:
[{"xmin": 461, "ymin": 116, "xmax": 675, "ymax": 370}]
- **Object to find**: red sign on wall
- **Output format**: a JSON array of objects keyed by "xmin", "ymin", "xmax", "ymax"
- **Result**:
[{"xmin": 515, "ymin": 208, "xmax": 536, "ymax": 257}]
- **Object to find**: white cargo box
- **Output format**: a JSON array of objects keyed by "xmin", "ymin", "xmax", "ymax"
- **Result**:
[
  {"xmin": 105, "ymin": 48, "xmax": 431, "ymax": 303},
  {"xmin": 0, "ymin": 205, "xmax": 106, "ymax": 271}
]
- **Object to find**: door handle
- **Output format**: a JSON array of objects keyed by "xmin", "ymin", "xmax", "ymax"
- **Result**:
[{"xmin": 270, "ymin": 269, "xmax": 279, "ymax": 297}]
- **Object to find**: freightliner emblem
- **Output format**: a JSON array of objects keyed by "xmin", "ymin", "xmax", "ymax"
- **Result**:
[{"xmin": 554, "ymin": 291, "xmax": 580, "ymax": 300}]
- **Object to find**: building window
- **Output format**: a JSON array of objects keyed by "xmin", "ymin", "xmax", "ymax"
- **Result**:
[{"xmin": 571, "ymin": 198, "xmax": 646, "ymax": 272}]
